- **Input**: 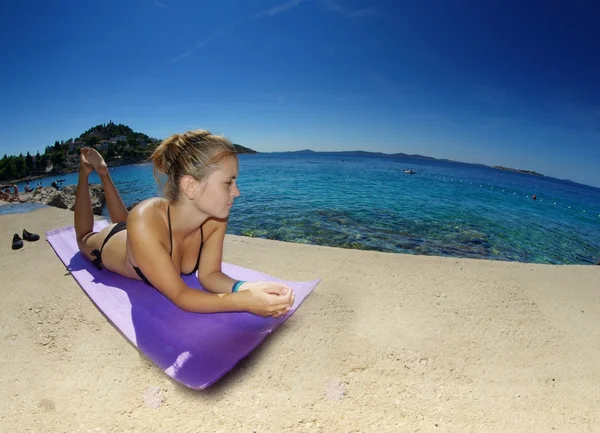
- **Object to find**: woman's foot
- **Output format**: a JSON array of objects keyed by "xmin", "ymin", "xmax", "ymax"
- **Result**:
[
  {"xmin": 79, "ymin": 148, "xmax": 94, "ymax": 176},
  {"xmin": 80, "ymin": 147, "xmax": 109, "ymax": 176}
]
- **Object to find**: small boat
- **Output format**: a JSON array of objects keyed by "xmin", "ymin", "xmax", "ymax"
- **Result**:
[{"xmin": 403, "ymin": 169, "xmax": 416, "ymax": 174}]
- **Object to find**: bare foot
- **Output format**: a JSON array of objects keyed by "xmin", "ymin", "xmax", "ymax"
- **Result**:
[
  {"xmin": 79, "ymin": 149, "xmax": 94, "ymax": 176},
  {"xmin": 80, "ymin": 147, "xmax": 108, "ymax": 176}
]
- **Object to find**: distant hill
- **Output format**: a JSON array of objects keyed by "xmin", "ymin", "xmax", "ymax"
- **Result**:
[
  {"xmin": 267, "ymin": 149, "xmax": 498, "ymax": 170},
  {"xmin": 79, "ymin": 122, "xmax": 153, "ymax": 143},
  {"xmin": 79, "ymin": 123, "xmax": 256, "ymax": 154},
  {"xmin": 273, "ymin": 149, "xmax": 471, "ymax": 164},
  {"xmin": 232, "ymin": 143, "xmax": 258, "ymax": 154},
  {"xmin": 335, "ymin": 150, "xmax": 386, "ymax": 156},
  {"xmin": 277, "ymin": 149, "xmax": 316, "ymax": 154},
  {"xmin": 390, "ymin": 152, "xmax": 444, "ymax": 161},
  {"xmin": 0, "ymin": 122, "xmax": 258, "ymax": 183},
  {"xmin": 493, "ymin": 166, "xmax": 544, "ymax": 177}
]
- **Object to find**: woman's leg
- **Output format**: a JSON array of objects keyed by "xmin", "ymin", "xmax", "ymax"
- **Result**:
[
  {"xmin": 74, "ymin": 149, "xmax": 125, "ymax": 264},
  {"xmin": 74, "ymin": 149, "xmax": 134, "ymax": 277},
  {"xmin": 74, "ymin": 150, "xmax": 96, "ymax": 244},
  {"xmin": 81, "ymin": 148, "xmax": 128, "ymax": 223}
]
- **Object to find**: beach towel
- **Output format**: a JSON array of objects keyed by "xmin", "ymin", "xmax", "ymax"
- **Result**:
[{"xmin": 46, "ymin": 221, "xmax": 319, "ymax": 390}]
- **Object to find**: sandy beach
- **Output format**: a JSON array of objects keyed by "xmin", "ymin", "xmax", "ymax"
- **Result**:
[{"xmin": 1, "ymin": 206, "xmax": 599, "ymax": 432}]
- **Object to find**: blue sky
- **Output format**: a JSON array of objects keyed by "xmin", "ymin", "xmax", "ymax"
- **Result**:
[{"xmin": 1, "ymin": 0, "xmax": 599, "ymax": 187}]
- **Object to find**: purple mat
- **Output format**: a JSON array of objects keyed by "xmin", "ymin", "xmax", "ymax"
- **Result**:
[{"xmin": 46, "ymin": 221, "xmax": 319, "ymax": 390}]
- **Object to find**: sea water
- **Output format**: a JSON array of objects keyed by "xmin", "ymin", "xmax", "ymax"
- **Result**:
[{"xmin": 8, "ymin": 152, "xmax": 600, "ymax": 265}]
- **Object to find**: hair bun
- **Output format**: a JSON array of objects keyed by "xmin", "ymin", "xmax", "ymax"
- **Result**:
[
  {"xmin": 152, "ymin": 134, "xmax": 185, "ymax": 175},
  {"xmin": 151, "ymin": 129, "xmax": 237, "ymax": 202},
  {"xmin": 164, "ymin": 134, "xmax": 185, "ymax": 169}
]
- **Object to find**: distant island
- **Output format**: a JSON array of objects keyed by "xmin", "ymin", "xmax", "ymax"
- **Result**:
[
  {"xmin": 283, "ymin": 150, "xmax": 545, "ymax": 176},
  {"xmin": 280, "ymin": 149, "xmax": 468, "ymax": 163},
  {"xmin": 0, "ymin": 125, "xmax": 548, "ymax": 184},
  {"xmin": 0, "ymin": 122, "xmax": 257, "ymax": 183},
  {"xmin": 492, "ymin": 166, "xmax": 544, "ymax": 177}
]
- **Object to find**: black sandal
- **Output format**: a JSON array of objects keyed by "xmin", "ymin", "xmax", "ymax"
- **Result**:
[
  {"xmin": 12, "ymin": 234, "xmax": 23, "ymax": 250},
  {"xmin": 22, "ymin": 229, "xmax": 40, "ymax": 242}
]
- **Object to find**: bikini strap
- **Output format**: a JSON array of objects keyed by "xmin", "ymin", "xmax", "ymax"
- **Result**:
[
  {"xmin": 194, "ymin": 226, "xmax": 204, "ymax": 272},
  {"xmin": 167, "ymin": 205, "xmax": 173, "ymax": 257},
  {"xmin": 200, "ymin": 226, "xmax": 204, "ymax": 252}
]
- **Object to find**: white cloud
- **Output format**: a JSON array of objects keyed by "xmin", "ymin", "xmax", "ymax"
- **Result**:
[
  {"xmin": 153, "ymin": 1, "xmax": 169, "ymax": 9},
  {"xmin": 255, "ymin": 0, "xmax": 304, "ymax": 18},
  {"xmin": 172, "ymin": 0, "xmax": 306, "ymax": 62},
  {"xmin": 318, "ymin": 0, "xmax": 379, "ymax": 19},
  {"xmin": 346, "ymin": 7, "xmax": 379, "ymax": 19}
]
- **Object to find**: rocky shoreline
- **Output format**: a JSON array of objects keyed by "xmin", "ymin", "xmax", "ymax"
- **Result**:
[{"xmin": 22, "ymin": 184, "xmax": 106, "ymax": 215}]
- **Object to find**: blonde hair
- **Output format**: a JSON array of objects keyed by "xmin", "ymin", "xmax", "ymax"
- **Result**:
[{"xmin": 151, "ymin": 129, "xmax": 237, "ymax": 202}]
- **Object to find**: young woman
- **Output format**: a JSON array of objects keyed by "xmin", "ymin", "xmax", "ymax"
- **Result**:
[{"xmin": 74, "ymin": 129, "xmax": 294, "ymax": 317}]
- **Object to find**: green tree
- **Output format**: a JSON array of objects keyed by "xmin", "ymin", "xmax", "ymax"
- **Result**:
[
  {"xmin": 37, "ymin": 153, "xmax": 48, "ymax": 173},
  {"xmin": 1, "ymin": 158, "xmax": 17, "ymax": 180},
  {"xmin": 123, "ymin": 147, "xmax": 141, "ymax": 159},
  {"xmin": 51, "ymin": 152, "xmax": 65, "ymax": 169},
  {"xmin": 106, "ymin": 146, "xmax": 116, "ymax": 161},
  {"xmin": 0, "ymin": 156, "xmax": 6, "ymax": 180},
  {"xmin": 15, "ymin": 154, "xmax": 26, "ymax": 178},
  {"xmin": 25, "ymin": 152, "xmax": 34, "ymax": 172},
  {"xmin": 85, "ymin": 135, "xmax": 100, "ymax": 146}
]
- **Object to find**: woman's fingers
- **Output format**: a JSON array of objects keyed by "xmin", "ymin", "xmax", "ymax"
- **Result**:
[
  {"xmin": 268, "ymin": 289, "xmax": 292, "ymax": 305},
  {"xmin": 271, "ymin": 306, "xmax": 290, "ymax": 318},
  {"xmin": 261, "ymin": 283, "xmax": 295, "ymax": 318},
  {"xmin": 267, "ymin": 299, "xmax": 292, "ymax": 318}
]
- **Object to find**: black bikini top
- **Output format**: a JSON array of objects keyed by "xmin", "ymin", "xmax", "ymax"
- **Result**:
[{"xmin": 167, "ymin": 206, "xmax": 203, "ymax": 275}]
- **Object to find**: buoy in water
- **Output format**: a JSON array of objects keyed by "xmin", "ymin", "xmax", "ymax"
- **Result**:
[{"xmin": 532, "ymin": 195, "xmax": 537, "ymax": 201}]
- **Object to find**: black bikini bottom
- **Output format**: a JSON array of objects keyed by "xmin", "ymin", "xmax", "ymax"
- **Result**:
[{"xmin": 90, "ymin": 222, "xmax": 153, "ymax": 287}]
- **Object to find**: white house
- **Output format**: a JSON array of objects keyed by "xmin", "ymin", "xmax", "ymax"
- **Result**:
[{"xmin": 109, "ymin": 135, "xmax": 127, "ymax": 143}]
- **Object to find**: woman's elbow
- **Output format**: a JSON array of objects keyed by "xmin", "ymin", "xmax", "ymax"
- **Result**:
[
  {"xmin": 166, "ymin": 286, "xmax": 195, "ymax": 312},
  {"xmin": 172, "ymin": 292, "xmax": 197, "ymax": 313},
  {"xmin": 198, "ymin": 273, "xmax": 219, "ymax": 293}
]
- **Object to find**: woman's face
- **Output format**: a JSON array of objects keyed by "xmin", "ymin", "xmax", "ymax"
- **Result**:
[{"xmin": 197, "ymin": 156, "xmax": 240, "ymax": 218}]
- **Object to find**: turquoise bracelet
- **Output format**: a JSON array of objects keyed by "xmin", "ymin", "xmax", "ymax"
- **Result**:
[{"xmin": 232, "ymin": 281, "xmax": 245, "ymax": 293}]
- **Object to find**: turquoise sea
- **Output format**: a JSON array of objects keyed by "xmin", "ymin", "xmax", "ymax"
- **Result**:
[{"xmin": 5, "ymin": 152, "xmax": 600, "ymax": 265}]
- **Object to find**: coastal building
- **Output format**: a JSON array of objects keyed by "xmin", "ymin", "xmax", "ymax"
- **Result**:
[
  {"xmin": 109, "ymin": 135, "xmax": 127, "ymax": 144},
  {"xmin": 68, "ymin": 141, "xmax": 84, "ymax": 152},
  {"xmin": 66, "ymin": 154, "xmax": 79, "ymax": 165},
  {"xmin": 96, "ymin": 140, "xmax": 111, "ymax": 151}
]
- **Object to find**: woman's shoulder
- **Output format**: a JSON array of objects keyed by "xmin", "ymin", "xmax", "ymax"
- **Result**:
[
  {"xmin": 202, "ymin": 216, "xmax": 229, "ymax": 240},
  {"xmin": 127, "ymin": 197, "xmax": 168, "ymax": 227}
]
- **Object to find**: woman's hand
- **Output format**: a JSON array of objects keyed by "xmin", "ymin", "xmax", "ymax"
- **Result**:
[{"xmin": 238, "ymin": 282, "xmax": 295, "ymax": 317}]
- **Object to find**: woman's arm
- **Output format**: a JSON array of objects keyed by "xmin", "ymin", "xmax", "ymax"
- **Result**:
[
  {"xmin": 127, "ymin": 211, "xmax": 243, "ymax": 313},
  {"xmin": 197, "ymin": 219, "xmax": 296, "ymax": 317},
  {"xmin": 197, "ymin": 220, "xmax": 245, "ymax": 294}
]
